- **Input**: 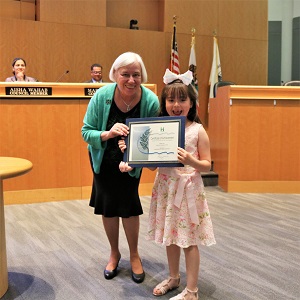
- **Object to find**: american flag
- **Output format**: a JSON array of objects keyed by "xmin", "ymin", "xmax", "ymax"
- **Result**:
[{"xmin": 170, "ymin": 21, "xmax": 180, "ymax": 74}]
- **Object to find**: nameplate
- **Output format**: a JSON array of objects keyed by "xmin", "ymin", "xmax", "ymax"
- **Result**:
[
  {"xmin": 6, "ymin": 87, "xmax": 52, "ymax": 96},
  {"xmin": 84, "ymin": 88, "xmax": 99, "ymax": 97}
]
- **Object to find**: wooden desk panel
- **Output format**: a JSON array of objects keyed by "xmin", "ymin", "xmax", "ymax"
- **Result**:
[
  {"xmin": 0, "ymin": 82, "xmax": 157, "ymax": 98},
  {"xmin": 0, "ymin": 99, "xmax": 81, "ymax": 188},
  {"xmin": 209, "ymin": 85, "xmax": 300, "ymax": 193},
  {"xmin": 0, "ymin": 83, "xmax": 157, "ymax": 203}
]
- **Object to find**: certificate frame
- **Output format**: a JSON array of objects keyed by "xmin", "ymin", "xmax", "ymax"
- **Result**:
[{"xmin": 123, "ymin": 116, "xmax": 185, "ymax": 167}]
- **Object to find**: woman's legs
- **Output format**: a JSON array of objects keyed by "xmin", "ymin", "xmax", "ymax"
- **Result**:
[
  {"xmin": 183, "ymin": 245, "xmax": 200, "ymax": 291},
  {"xmin": 102, "ymin": 216, "xmax": 121, "ymax": 270},
  {"xmin": 122, "ymin": 216, "xmax": 143, "ymax": 274}
]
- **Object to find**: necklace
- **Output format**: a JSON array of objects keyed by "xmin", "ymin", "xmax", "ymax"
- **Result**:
[
  {"xmin": 121, "ymin": 98, "xmax": 135, "ymax": 111},
  {"xmin": 118, "ymin": 91, "xmax": 136, "ymax": 112}
]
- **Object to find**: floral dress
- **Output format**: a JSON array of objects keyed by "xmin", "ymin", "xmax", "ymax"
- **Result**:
[{"xmin": 147, "ymin": 122, "xmax": 216, "ymax": 248}]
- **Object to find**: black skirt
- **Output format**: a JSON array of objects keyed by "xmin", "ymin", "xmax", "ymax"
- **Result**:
[{"xmin": 89, "ymin": 156, "xmax": 143, "ymax": 218}]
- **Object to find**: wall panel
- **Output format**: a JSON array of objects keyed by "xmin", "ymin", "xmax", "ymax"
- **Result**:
[
  {"xmin": 163, "ymin": 1, "xmax": 218, "ymax": 35},
  {"xmin": 292, "ymin": 17, "xmax": 300, "ymax": 79},
  {"xmin": 0, "ymin": 0, "xmax": 268, "ymax": 129},
  {"xmin": 106, "ymin": 0, "xmax": 160, "ymax": 31},
  {"xmin": 20, "ymin": 1, "xmax": 35, "ymax": 20},
  {"xmin": 0, "ymin": 1, "xmax": 20, "ymax": 19},
  {"xmin": 268, "ymin": 21, "xmax": 282, "ymax": 85},
  {"xmin": 219, "ymin": 0, "xmax": 268, "ymax": 40},
  {"xmin": 37, "ymin": 0, "xmax": 106, "ymax": 26},
  {"xmin": 221, "ymin": 38, "xmax": 268, "ymax": 85}
]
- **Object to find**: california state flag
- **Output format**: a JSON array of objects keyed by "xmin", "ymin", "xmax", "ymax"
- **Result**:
[{"xmin": 188, "ymin": 32, "xmax": 198, "ymax": 90}]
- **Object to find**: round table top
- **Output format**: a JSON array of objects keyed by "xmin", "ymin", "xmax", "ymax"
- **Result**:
[{"xmin": 0, "ymin": 157, "xmax": 33, "ymax": 180}]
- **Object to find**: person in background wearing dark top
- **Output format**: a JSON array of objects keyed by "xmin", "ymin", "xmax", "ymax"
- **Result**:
[
  {"xmin": 5, "ymin": 57, "xmax": 38, "ymax": 82},
  {"xmin": 81, "ymin": 52, "xmax": 159, "ymax": 283},
  {"xmin": 84, "ymin": 63, "xmax": 103, "ymax": 83}
]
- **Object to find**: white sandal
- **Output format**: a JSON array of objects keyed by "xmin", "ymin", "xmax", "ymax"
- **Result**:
[
  {"xmin": 169, "ymin": 287, "xmax": 199, "ymax": 300},
  {"xmin": 153, "ymin": 276, "xmax": 180, "ymax": 296}
]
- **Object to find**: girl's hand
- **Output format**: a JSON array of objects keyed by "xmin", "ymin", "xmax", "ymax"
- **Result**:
[
  {"xmin": 177, "ymin": 124, "xmax": 212, "ymax": 172},
  {"xmin": 119, "ymin": 161, "xmax": 133, "ymax": 172},
  {"xmin": 147, "ymin": 167, "xmax": 157, "ymax": 171},
  {"xmin": 118, "ymin": 138, "xmax": 127, "ymax": 153},
  {"xmin": 177, "ymin": 147, "xmax": 193, "ymax": 165}
]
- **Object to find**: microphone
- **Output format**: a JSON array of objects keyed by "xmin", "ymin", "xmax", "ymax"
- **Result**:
[{"xmin": 56, "ymin": 70, "xmax": 69, "ymax": 82}]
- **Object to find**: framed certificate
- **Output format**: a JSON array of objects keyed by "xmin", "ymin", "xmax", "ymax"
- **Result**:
[{"xmin": 123, "ymin": 116, "xmax": 185, "ymax": 167}]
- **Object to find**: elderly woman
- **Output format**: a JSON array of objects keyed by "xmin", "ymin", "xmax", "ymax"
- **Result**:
[
  {"xmin": 82, "ymin": 52, "xmax": 159, "ymax": 283},
  {"xmin": 5, "ymin": 57, "xmax": 37, "ymax": 82}
]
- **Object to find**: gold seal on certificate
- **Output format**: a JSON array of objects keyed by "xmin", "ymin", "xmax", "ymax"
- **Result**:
[{"xmin": 123, "ymin": 116, "xmax": 185, "ymax": 167}]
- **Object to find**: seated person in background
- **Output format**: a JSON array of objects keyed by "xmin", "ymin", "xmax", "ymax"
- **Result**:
[
  {"xmin": 5, "ymin": 57, "xmax": 38, "ymax": 82},
  {"xmin": 84, "ymin": 63, "xmax": 103, "ymax": 83}
]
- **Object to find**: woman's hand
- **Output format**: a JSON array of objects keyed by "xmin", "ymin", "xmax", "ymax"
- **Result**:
[
  {"xmin": 102, "ymin": 123, "xmax": 129, "ymax": 141},
  {"xmin": 119, "ymin": 161, "xmax": 133, "ymax": 172},
  {"xmin": 110, "ymin": 123, "xmax": 129, "ymax": 138},
  {"xmin": 15, "ymin": 70, "xmax": 25, "ymax": 81}
]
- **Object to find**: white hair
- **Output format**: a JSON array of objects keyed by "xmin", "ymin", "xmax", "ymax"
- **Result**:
[{"xmin": 109, "ymin": 52, "xmax": 148, "ymax": 83}]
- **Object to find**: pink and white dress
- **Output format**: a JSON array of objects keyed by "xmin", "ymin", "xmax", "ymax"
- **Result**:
[{"xmin": 147, "ymin": 122, "xmax": 216, "ymax": 248}]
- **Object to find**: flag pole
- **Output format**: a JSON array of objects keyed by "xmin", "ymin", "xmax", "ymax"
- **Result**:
[
  {"xmin": 192, "ymin": 28, "xmax": 195, "ymax": 37},
  {"xmin": 191, "ymin": 27, "xmax": 195, "ymax": 46}
]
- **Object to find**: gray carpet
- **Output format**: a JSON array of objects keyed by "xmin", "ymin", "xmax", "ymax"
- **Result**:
[{"xmin": 2, "ymin": 186, "xmax": 300, "ymax": 300}]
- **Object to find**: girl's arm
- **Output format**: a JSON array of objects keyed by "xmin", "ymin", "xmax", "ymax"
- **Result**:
[
  {"xmin": 177, "ymin": 126, "xmax": 211, "ymax": 172},
  {"xmin": 119, "ymin": 161, "xmax": 133, "ymax": 172},
  {"xmin": 118, "ymin": 139, "xmax": 157, "ymax": 172}
]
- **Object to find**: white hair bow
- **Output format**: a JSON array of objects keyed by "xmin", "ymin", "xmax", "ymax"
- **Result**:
[{"xmin": 163, "ymin": 68, "xmax": 193, "ymax": 85}]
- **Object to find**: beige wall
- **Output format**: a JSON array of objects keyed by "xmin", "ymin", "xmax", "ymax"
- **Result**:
[{"xmin": 0, "ymin": 0, "xmax": 268, "ymax": 127}]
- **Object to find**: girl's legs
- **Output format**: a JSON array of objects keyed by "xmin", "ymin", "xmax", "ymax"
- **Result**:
[
  {"xmin": 122, "ymin": 216, "xmax": 143, "ymax": 274},
  {"xmin": 153, "ymin": 244, "xmax": 181, "ymax": 296},
  {"xmin": 167, "ymin": 244, "xmax": 181, "ymax": 278},
  {"xmin": 102, "ymin": 216, "xmax": 121, "ymax": 270},
  {"xmin": 167, "ymin": 246, "xmax": 200, "ymax": 299},
  {"xmin": 183, "ymin": 245, "xmax": 200, "ymax": 291}
]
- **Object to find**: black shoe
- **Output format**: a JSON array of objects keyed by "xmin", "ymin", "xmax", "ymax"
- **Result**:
[
  {"xmin": 104, "ymin": 258, "xmax": 120, "ymax": 280},
  {"xmin": 131, "ymin": 269, "xmax": 145, "ymax": 284}
]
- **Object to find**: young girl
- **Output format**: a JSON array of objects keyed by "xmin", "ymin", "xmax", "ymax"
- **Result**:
[{"xmin": 120, "ymin": 69, "xmax": 216, "ymax": 299}]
